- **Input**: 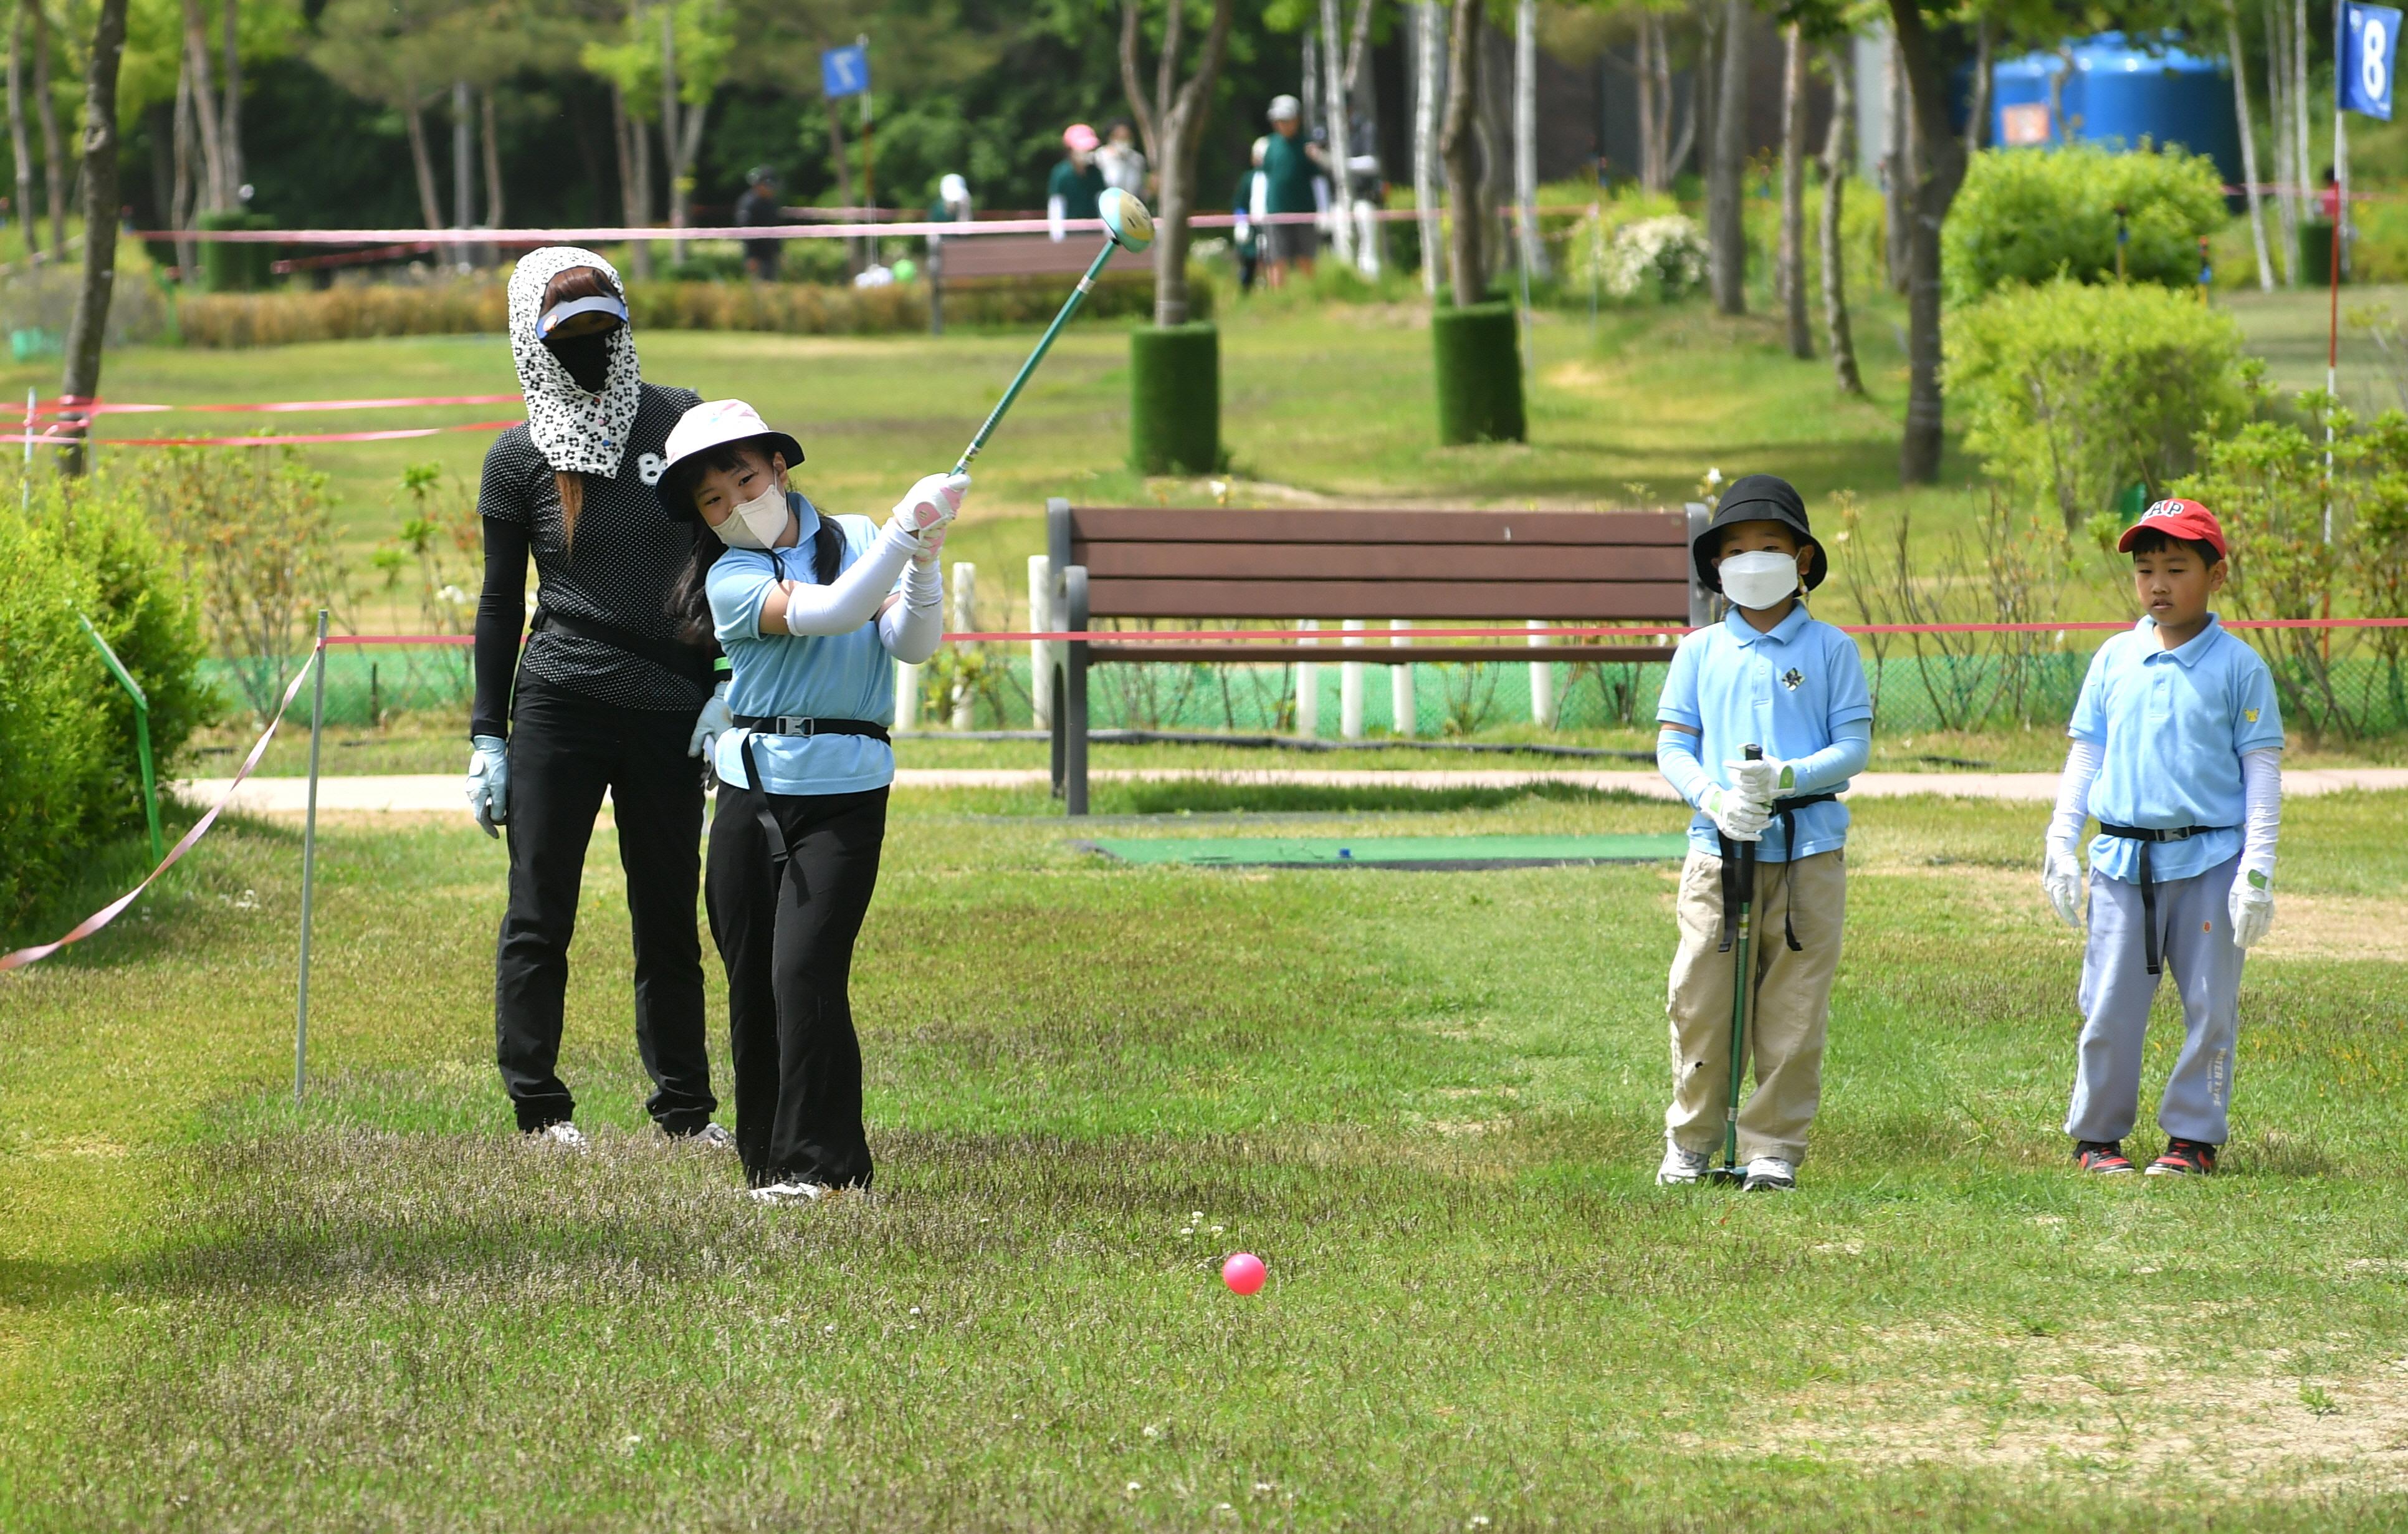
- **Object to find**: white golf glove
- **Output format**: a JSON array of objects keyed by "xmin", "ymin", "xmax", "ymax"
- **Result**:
[
  {"xmin": 689, "ymin": 682, "xmax": 734, "ymax": 760},
  {"xmin": 2230, "ymin": 870, "xmax": 2275, "ymax": 949},
  {"xmin": 912, "ymin": 525, "xmax": 948, "ymax": 570},
  {"xmin": 1699, "ymin": 783, "xmax": 1769, "ymax": 843},
  {"xmin": 2041, "ymin": 842, "xmax": 2085, "ymax": 929},
  {"xmin": 1724, "ymin": 757, "xmax": 1786, "ymax": 805},
  {"xmin": 888, "ymin": 471, "xmax": 969, "ymax": 555},
  {"xmin": 466, "ymin": 734, "xmax": 509, "ymax": 838}
]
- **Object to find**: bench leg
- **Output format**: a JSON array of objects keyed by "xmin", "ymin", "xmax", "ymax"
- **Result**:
[
  {"xmin": 1049, "ymin": 658, "xmax": 1067, "ymax": 799},
  {"xmin": 1065, "ymin": 645, "xmax": 1089, "ymax": 817}
]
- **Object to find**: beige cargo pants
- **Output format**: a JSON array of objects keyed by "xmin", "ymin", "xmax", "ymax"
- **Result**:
[{"xmin": 1665, "ymin": 846, "xmax": 1847, "ymax": 1166}]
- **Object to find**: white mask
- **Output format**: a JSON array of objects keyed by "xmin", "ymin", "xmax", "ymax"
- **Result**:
[
  {"xmin": 708, "ymin": 484, "xmax": 792, "ymax": 550},
  {"xmin": 1718, "ymin": 550, "xmax": 1801, "ymax": 611}
]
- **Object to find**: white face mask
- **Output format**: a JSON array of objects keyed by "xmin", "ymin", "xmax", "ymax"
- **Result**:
[
  {"xmin": 1718, "ymin": 549, "xmax": 1802, "ymax": 612},
  {"xmin": 707, "ymin": 484, "xmax": 791, "ymax": 550}
]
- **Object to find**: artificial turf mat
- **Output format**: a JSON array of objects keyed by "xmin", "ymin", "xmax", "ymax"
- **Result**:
[{"xmin": 1077, "ymin": 833, "xmax": 1690, "ymax": 870}]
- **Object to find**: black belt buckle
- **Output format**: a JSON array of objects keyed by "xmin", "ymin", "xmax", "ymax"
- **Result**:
[{"xmin": 776, "ymin": 715, "xmax": 819, "ymax": 737}]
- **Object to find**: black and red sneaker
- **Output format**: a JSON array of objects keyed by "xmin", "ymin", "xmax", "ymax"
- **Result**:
[
  {"xmin": 2146, "ymin": 1138, "xmax": 2218, "ymax": 1177},
  {"xmin": 2075, "ymin": 1140, "xmax": 2136, "ymax": 1174}
]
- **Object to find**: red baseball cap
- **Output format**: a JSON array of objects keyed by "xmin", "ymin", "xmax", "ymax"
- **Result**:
[{"xmin": 2118, "ymin": 497, "xmax": 2227, "ymax": 560}]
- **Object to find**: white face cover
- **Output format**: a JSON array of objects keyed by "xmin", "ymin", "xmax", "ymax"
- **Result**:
[
  {"xmin": 708, "ymin": 484, "xmax": 792, "ymax": 550},
  {"xmin": 1719, "ymin": 550, "xmax": 1801, "ymax": 611}
]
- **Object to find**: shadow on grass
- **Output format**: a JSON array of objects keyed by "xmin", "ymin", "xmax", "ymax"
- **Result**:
[{"xmin": 1087, "ymin": 781, "xmax": 1670, "ymax": 817}]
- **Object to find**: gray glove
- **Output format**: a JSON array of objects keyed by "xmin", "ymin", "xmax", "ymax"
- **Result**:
[{"xmin": 466, "ymin": 734, "xmax": 509, "ymax": 838}]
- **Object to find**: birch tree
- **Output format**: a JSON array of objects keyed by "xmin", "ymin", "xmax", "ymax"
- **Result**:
[
  {"xmin": 1819, "ymin": 44, "xmax": 1862, "ymax": 395},
  {"xmin": 1779, "ymin": 19, "xmax": 1808, "ymax": 355},
  {"xmin": 1440, "ymin": 0, "xmax": 1488, "ymax": 305},
  {"xmin": 1118, "ymin": 0, "xmax": 1236, "ymax": 325},
  {"xmin": 1704, "ymin": 0, "xmax": 1745, "ymax": 314},
  {"xmin": 1413, "ymin": 0, "xmax": 1443, "ymax": 292},
  {"xmin": 1512, "ymin": 0, "xmax": 1544, "ymax": 278}
]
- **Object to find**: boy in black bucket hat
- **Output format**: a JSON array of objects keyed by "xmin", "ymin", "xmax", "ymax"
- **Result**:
[{"xmin": 1653, "ymin": 475, "xmax": 1871, "ymax": 1191}]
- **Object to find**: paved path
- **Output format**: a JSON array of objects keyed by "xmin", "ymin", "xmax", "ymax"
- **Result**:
[{"xmin": 176, "ymin": 767, "xmax": 2408, "ymax": 815}]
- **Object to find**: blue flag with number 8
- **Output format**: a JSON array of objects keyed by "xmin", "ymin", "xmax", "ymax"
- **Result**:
[{"xmin": 2346, "ymin": 3, "xmax": 2400, "ymax": 119}]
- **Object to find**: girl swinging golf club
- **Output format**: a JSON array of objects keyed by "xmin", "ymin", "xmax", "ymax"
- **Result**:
[{"xmin": 660, "ymin": 400, "xmax": 962, "ymax": 1202}]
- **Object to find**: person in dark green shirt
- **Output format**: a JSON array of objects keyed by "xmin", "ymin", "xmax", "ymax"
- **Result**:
[
  {"xmin": 1048, "ymin": 123, "xmax": 1106, "ymax": 241},
  {"xmin": 1259, "ymin": 95, "xmax": 1326, "ymax": 286}
]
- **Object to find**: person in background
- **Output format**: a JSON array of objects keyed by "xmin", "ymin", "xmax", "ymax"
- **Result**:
[
  {"xmin": 1098, "ymin": 119, "xmax": 1149, "ymax": 196},
  {"xmin": 1048, "ymin": 123, "xmax": 1106, "ymax": 242},
  {"xmin": 930, "ymin": 172, "xmax": 972, "ymax": 224},
  {"xmin": 1233, "ymin": 137, "xmax": 1268, "ymax": 294},
  {"xmin": 1259, "ymin": 95, "xmax": 1327, "ymax": 288},
  {"xmin": 735, "ymin": 168, "xmax": 783, "ymax": 281}
]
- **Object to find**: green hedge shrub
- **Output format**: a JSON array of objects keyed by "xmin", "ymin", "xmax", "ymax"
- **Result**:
[
  {"xmin": 1950, "ymin": 277, "xmax": 2252, "ymax": 534},
  {"xmin": 1129, "ymin": 323, "xmax": 1220, "ymax": 474},
  {"xmin": 1432, "ymin": 302, "xmax": 1526, "ymax": 445},
  {"xmin": 1943, "ymin": 143, "xmax": 2227, "ymax": 305}
]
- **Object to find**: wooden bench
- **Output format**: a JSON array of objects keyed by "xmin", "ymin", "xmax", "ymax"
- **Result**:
[
  {"xmin": 925, "ymin": 229, "xmax": 1150, "ymax": 333},
  {"xmin": 1041, "ymin": 500, "xmax": 1713, "ymax": 813}
]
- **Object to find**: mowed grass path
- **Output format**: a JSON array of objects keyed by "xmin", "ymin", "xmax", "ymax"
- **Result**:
[{"xmin": 6, "ymin": 789, "xmax": 2408, "ymax": 1528}]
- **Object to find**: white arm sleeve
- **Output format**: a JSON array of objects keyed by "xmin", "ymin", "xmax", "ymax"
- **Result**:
[
  {"xmin": 1047, "ymin": 195, "xmax": 1066, "ymax": 241},
  {"xmin": 2239, "ymin": 747, "xmax": 2281, "ymax": 881},
  {"xmin": 772, "ymin": 522, "xmax": 917, "ymax": 636},
  {"xmin": 1657, "ymin": 727, "xmax": 1712, "ymax": 808},
  {"xmin": 2048, "ymin": 736, "xmax": 2103, "ymax": 854},
  {"xmin": 877, "ymin": 559, "xmax": 944, "ymax": 664}
]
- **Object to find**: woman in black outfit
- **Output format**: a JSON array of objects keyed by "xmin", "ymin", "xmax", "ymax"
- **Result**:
[{"xmin": 466, "ymin": 246, "xmax": 737, "ymax": 1148}]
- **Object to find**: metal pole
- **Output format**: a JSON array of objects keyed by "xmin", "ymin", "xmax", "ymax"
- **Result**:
[
  {"xmin": 77, "ymin": 613, "xmax": 163, "ymax": 863},
  {"xmin": 294, "ymin": 610, "xmax": 328, "ymax": 1104}
]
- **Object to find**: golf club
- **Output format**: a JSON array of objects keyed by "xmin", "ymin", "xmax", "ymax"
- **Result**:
[
  {"xmin": 1709, "ymin": 744, "xmax": 1764, "ymax": 1186},
  {"xmin": 951, "ymin": 188, "xmax": 1154, "ymax": 477}
]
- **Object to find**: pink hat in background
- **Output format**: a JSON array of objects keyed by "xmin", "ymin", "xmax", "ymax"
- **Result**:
[{"xmin": 1064, "ymin": 123, "xmax": 1099, "ymax": 153}]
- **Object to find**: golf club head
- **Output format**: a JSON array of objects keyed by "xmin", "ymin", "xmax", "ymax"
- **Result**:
[{"xmin": 1100, "ymin": 188, "xmax": 1154, "ymax": 253}]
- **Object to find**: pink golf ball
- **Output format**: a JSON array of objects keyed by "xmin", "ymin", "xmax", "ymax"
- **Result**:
[{"xmin": 1221, "ymin": 1252, "xmax": 1266, "ymax": 1295}]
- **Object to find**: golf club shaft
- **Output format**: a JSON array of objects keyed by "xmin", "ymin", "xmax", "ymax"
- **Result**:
[
  {"xmin": 952, "ymin": 236, "xmax": 1121, "ymax": 476},
  {"xmin": 1722, "ymin": 745, "xmax": 1765, "ymax": 1172}
]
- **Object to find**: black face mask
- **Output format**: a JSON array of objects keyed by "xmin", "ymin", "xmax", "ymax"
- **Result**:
[{"xmin": 545, "ymin": 330, "xmax": 614, "ymax": 393}]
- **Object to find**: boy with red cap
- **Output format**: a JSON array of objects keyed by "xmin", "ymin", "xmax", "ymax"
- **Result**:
[{"xmin": 2043, "ymin": 498, "xmax": 2284, "ymax": 1177}]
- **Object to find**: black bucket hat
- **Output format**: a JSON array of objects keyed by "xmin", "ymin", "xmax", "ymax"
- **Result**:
[{"xmin": 1691, "ymin": 474, "xmax": 1828, "ymax": 593}]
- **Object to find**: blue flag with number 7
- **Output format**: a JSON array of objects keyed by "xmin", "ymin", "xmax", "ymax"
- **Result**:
[{"xmin": 2346, "ymin": 3, "xmax": 2400, "ymax": 119}]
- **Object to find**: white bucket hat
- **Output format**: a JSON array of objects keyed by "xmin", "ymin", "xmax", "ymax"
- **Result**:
[
  {"xmin": 656, "ymin": 399, "xmax": 804, "ymax": 519},
  {"xmin": 1268, "ymin": 94, "xmax": 1301, "ymax": 122}
]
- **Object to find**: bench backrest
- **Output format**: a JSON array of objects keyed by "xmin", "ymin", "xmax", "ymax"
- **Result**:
[
  {"xmin": 1048, "ymin": 502, "xmax": 1710, "ymax": 624},
  {"xmin": 935, "ymin": 234, "xmax": 1151, "ymax": 280}
]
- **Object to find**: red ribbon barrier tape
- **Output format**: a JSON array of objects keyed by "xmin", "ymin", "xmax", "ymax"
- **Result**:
[
  {"xmin": 2, "ymin": 419, "xmax": 521, "ymax": 448},
  {"xmin": 32, "ymin": 392, "xmax": 523, "ymax": 416},
  {"xmin": 2, "ymin": 649, "xmax": 321, "ymax": 974}
]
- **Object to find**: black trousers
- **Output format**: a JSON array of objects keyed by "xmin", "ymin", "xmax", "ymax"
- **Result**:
[
  {"xmin": 495, "ymin": 679, "xmax": 714, "ymax": 1133},
  {"xmin": 704, "ymin": 779, "xmax": 887, "ymax": 1189}
]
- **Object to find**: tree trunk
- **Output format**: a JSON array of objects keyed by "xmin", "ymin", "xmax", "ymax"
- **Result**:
[
  {"xmin": 823, "ymin": 95, "xmax": 857, "ymax": 277},
  {"xmin": 1706, "ymin": 0, "xmax": 1746, "ymax": 314},
  {"xmin": 170, "ymin": 52, "xmax": 194, "ymax": 275},
  {"xmin": 482, "ymin": 88, "xmax": 505, "ymax": 228},
  {"xmin": 1413, "ymin": 0, "xmax": 1443, "ymax": 293},
  {"xmin": 2227, "ymin": 0, "xmax": 2272, "ymax": 291},
  {"xmin": 659, "ymin": 9, "xmax": 684, "ymax": 260},
  {"xmin": 176, "ymin": 0, "xmax": 224, "ymax": 213},
  {"xmin": 9, "ymin": 7, "xmax": 40, "ymax": 261},
  {"xmin": 1820, "ymin": 46, "xmax": 1863, "ymax": 396},
  {"xmin": 403, "ymin": 76, "xmax": 442, "ymax": 231},
  {"xmin": 2293, "ymin": 0, "xmax": 2310, "ymax": 257},
  {"xmin": 218, "ymin": 0, "xmax": 239, "ymax": 199},
  {"xmin": 1883, "ymin": 36, "xmax": 1908, "ymax": 294},
  {"xmin": 58, "ymin": 0, "xmax": 127, "ymax": 476},
  {"xmin": 1317, "ymin": 0, "xmax": 1354, "ymax": 266},
  {"xmin": 1779, "ymin": 22, "xmax": 1808, "ymax": 357},
  {"xmin": 1635, "ymin": 15, "xmax": 1659, "ymax": 193},
  {"xmin": 1962, "ymin": 20, "xmax": 1989, "ymax": 157},
  {"xmin": 1512, "ymin": 0, "xmax": 1543, "ymax": 277},
  {"xmin": 451, "ymin": 79, "xmax": 472, "ymax": 229},
  {"xmin": 2265, "ymin": 0, "xmax": 2297, "ymax": 285},
  {"xmin": 1885, "ymin": 0, "xmax": 1968, "ymax": 485},
  {"xmin": 29, "ymin": 0, "xmax": 64, "ymax": 257},
  {"xmin": 1440, "ymin": 0, "xmax": 1486, "ymax": 305},
  {"xmin": 1119, "ymin": 0, "xmax": 1236, "ymax": 325}
]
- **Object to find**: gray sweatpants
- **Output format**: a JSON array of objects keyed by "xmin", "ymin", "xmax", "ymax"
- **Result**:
[{"xmin": 2064, "ymin": 853, "xmax": 2245, "ymax": 1147}]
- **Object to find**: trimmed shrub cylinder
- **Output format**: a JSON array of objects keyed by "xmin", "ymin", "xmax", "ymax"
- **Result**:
[
  {"xmin": 1432, "ymin": 302, "xmax": 1525, "ymax": 445},
  {"xmin": 198, "ymin": 211, "xmax": 279, "ymax": 293},
  {"xmin": 1129, "ymin": 322, "xmax": 1220, "ymax": 475}
]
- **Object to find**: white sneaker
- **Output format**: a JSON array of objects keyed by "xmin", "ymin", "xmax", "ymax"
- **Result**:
[
  {"xmin": 537, "ymin": 1121, "xmax": 588, "ymax": 1151},
  {"xmin": 1657, "ymin": 1143, "xmax": 1713, "ymax": 1186},
  {"xmin": 749, "ymin": 1181, "xmax": 826, "ymax": 1206},
  {"xmin": 687, "ymin": 1123, "xmax": 736, "ymax": 1150},
  {"xmin": 1742, "ymin": 1155, "xmax": 1797, "ymax": 1191}
]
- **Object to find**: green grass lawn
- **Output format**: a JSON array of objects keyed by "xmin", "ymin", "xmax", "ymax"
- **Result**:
[{"xmin": 6, "ymin": 787, "xmax": 2408, "ymax": 1527}]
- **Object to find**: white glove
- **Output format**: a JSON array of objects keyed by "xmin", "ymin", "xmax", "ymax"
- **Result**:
[
  {"xmin": 2230, "ymin": 870, "xmax": 2275, "ymax": 949},
  {"xmin": 1699, "ymin": 783, "xmax": 1769, "ymax": 842},
  {"xmin": 466, "ymin": 734, "xmax": 509, "ymax": 838},
  {"xmin": 2042, "ymin": 843, "xmax": 2085, "ymax": 929},
  {"xmin": 912, "ymin": 524, "xmax": 948, "ymax": 570},
  {"xmin": 888, "ymin": 471, "xmax": 968, "ymax": 555},
  {"xmin": 1724, "ymin": 757, "xmax": 1782, "ymax": 807},
  {"xmin": 689, "ymin": 682, "xmax": 733, "ymax": 760}
]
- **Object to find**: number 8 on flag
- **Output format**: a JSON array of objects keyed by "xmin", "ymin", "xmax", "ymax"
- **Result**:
[{"xmin": 2346, "ymin": 3, "xmax": 2401, "ymax": 120}]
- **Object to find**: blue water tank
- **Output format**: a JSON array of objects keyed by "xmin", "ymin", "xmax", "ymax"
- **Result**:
[{"xmin": 1991, "ymin": 32, "xmax": 2243, "ymax": 188}]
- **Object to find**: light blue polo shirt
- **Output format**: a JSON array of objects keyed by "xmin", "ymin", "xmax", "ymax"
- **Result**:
[
  {"xmin": 1656, "ymin": 603, "xmax": 1873, "ymax": 862},
  {"xmin": 706, "ymin": 494, "xmax": 904, "ymax": 797},
  {"xmin": 2068, "ymin": 614, "xmax": 2284, "ymax": 884}
]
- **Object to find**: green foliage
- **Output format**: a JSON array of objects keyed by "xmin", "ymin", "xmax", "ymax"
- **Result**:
[
  {"xmin": 1949, "ymin": 277, "xmax": 2252, "ymax": 534},
  {"xmin": 1431, "ymin": 302, "xmax": 1525, "ymax": 446},
  {"xmin": 0, "ymin": 505, "xmax": 110, "ymax": 923},
  {"xmin": 1129, "ymin": 322, "xmax": 1220, "ymax": 476},
  {"xmin": 1943, "ymin": 143, "xmax": 2227, "ymax": 305}
]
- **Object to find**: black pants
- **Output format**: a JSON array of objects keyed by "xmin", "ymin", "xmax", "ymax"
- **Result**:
[
  {"xmin": 705, "ymin": 780, "xmax": 887, "ymax": 1189},
  {"xmin": 495, "ymin": 679, "xmax": 714, "ymax": 1133}
]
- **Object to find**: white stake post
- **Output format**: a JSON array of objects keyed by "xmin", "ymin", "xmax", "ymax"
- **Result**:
[
  {"xmin": 1027, "ymin": 554, "xmax": 1053, "ymax": 728},
  {"xmin": 1295, "ymin": 619, "xmax": 1321, "ymax": 736},
  {"xmin": 950, "ymin": 562, "xmax": 977, "ymax": 729},
  {"xmin": 1529, "ymin": 618, "xmax": 1555, "ymax": 727},
  {"xmin": 1390, "ymin": 619, "xmax": 1415, "ymax": 736},
  {"xmin": 1340, "ymin": 619, "xmax": 1365, "ymax": 739},
  {"xmin": 294, "ymin": 611, "xmax": 328, "ymax": 1104}
]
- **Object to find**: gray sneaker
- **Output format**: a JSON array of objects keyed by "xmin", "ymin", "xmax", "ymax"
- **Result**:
[
  {"xmin": 682, "ymin": 1123, "xmax": 736, "ymax": 1150},
  {"xmin": 749, "ymin": 1181, "xmax": 827, "ymax": 1206},
  {"xmin": 1742, "ymin": 1155, "xmax": 1797, "ymax": 1192},
  {"xmin": 1657, "ymin": 1143, "xmax": 1713, "ymax": 1186},
  {"xmin": 535, "ymin": 1121, "xmax": 588, "ymax": 1151}
]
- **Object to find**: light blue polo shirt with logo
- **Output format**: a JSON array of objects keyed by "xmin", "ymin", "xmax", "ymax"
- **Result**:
[
  {"xmin": 1656, "ymin": 603, "xmax": 1873, "ymax": 863},
  {"xmin": 705, "ymin": 494, "xmax": 904, "ymax": 797},
  {"xmin": 2067, "ymin": 614, "xmax": 2285, "ymax": 884}
]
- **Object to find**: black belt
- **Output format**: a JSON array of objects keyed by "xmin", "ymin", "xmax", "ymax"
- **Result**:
[
  {"xmin": 1763, "ymin": 792, "xmax": 1838, "ymax": 952},
  {"xmin": 733, "ymin": 714, "xmax": 891, "ymax": 742},
  {"xmin": 2095, "ymin": 823, "xmax": 2230, "ymax": 977},
  {"xmin": 530, "ymin": 606, "xmax": 720, "ymax": 689}
]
